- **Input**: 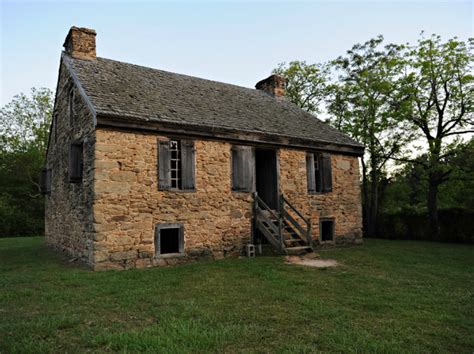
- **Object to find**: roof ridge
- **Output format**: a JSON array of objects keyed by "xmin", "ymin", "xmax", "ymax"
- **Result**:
[{"xmin": 86, "ymin": 55, "xmax": 267, "ymax": 95}]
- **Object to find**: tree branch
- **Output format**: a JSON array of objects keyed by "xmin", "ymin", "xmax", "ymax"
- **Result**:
[{"xmin": 443, "ymin": 130, "xmax": 474, "ymax": 137}]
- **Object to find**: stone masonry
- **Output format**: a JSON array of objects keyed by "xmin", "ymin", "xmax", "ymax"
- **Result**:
[
  {"xmin": 44, "ymin": 61, "xmax": 96, "ymax": 265},
  {"xmin": 90, "ymin": 129, "xmax": 362, "ymax": 270}
]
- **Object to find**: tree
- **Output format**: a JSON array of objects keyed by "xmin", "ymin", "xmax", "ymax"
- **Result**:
[
  {"xmin": 1, "ymin": 87, "xmax": 53, "ymax": 153},
  {"xmin": 327, "ymin": 36, "xmax": 408, "ymax": 237},
  {"xmin": 272, "ymin": 40, "xmax": 409, "ymax": 238},
  {"xmin": 397, "ymin": 35, "xmax": 473, "ymax": 239},
  {"xmin": 0, "ymin": 88, "xmax": 54, "ymax": 236},
  {"xmin": 273, "ymin": 61, "xmax": 329, "ymax": 114}
]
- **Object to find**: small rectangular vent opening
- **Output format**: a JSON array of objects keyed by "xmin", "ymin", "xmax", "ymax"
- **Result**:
[
  {"xmin": 321, "ymin": 219, "xmax": 334, "ymax": 241},
  {"xmin": 160, "ymin": 228, "xmax": 180, "ymax": 254},
  {"xmin": 155, "ymin": 224, "xmax": 184, "ymax": 256}
]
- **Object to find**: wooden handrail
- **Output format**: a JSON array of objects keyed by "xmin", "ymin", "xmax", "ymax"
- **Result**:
[
  {"xmin": 280, "ymin": 194, "xmax": 311, "ymax": 228},
  {"xmin": 253, "ymin": 192, "xmax": 279, "ymax": 221},
  {"xmin": 253, "ymin": 192, "xmax": 313, "ymax": 253},
  {"xmin": 280, "ymin": 194, "xmax": 313, "ymax": 246},
  {"xmin": 253, "ymin": 192, "xmax": 284, "ymax": 252}
]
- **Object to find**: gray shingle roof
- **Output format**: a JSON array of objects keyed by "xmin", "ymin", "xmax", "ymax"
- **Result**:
[{"xmin": 66, "ymin": 55, "xmax": 363, "ymax": 151}]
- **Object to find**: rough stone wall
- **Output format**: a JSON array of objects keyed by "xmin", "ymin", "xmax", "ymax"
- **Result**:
[
  {"xmin": 279, "ymin": 149, "xmax": 363, "ymax": 244},
  {"xmin": 44, "ymin": 60, "xmax": 95, "ymax": 265},
  {"xmin": 64, "ymin": 27, "xmax": 96, "ymax": 60},
  {"xmin": 92, "ymin": 128, "xmax": 362, "ymax": 270},
  {"xmin": 92, "ymin": 129, "xmax": 252, "ymax": 270}
]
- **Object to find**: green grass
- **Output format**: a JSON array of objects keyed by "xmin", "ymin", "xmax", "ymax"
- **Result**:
[{"xmin": 1, "ymin": 237, "xmax": 473, "ymax": 353}]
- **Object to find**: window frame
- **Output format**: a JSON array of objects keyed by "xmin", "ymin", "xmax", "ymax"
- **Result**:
[
  {"xmin": 169, "ymin": 139, "xmax": 182, "ymax": 190},
  {"xmin": 40, "ymin": 168, "xmax": 52, "ymax": 195},
  {"xmin": 231, "ymin": 145, "xmax": 255, "ymax": 193},
  {"xmin": 68, "ymin": 140, "xmax": 84, "ymax": 183},
  {"xmin": 307, "ymin": 151, "xmax": 332, "ymax": 194},
  {"xmin": 154, "ymin": 223, "xmax": 185, "ymax": 257},
  {"xmin": 158, "ymin": 137, "xmax": 195, "ymax": 192},
  {"xmin": 313, "ymin": 152, "xmax": 323, "ymax": 193}
]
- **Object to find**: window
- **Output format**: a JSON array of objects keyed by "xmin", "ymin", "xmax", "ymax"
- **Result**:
[
  {"xmin": 155, "ymin": 224, "xmax": 184, "ymax": 256},
  {"xmin": 307, "ymin": 152, "xmax": 332, "ymax": 193},
  {"xmin": 169, "ymin": 140, "xmax": 182, "ymax": 189},
  {"xmin": 320, "ymin": 218, "xmax": 335, "ymax": 242},
  {"xmin": 231, "ymin": 145, "xmax": 254, "ymax": 192},
  {"xmin": 69, "ymin": 88, "xmax": 75, "ymax": 124},
  {"xmin": 40, "ymin": 168, "xmax": 52, "ymax": 195},
  {"xmin": 313, "ymin": 153, "xmax": 322, "ymax": 192},
  {"xmin": 69, "ymin": 141, "xmax": 83, "ymax": 183},
  {"xmin": 158, "ymin": 138, "xmax": 195, "ymax": 191}
]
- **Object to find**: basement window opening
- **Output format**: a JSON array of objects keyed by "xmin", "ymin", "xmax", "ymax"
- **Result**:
[
  {"xmin": 320, "ymin": 219, "xmax": 335, "ymax": 242},
  {"xmin": 155, "ymin": 224, "xmax": 184, "ymax": 256}
]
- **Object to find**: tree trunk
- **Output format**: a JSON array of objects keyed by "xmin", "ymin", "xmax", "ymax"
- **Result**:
[
  {"xmin": 361, "ymin": 158, "xmax": 369, "ymax": 237},
  {"xmin": 367, "ymin": 155, "xmax": 378, "ymax": 238},
  {"xmin": 427, "ymin": 173, "xmax": 440, "ymax": 241},
  {"xmin": 426, "ymin": 137, "xmax": 442, "ymax": 241}
]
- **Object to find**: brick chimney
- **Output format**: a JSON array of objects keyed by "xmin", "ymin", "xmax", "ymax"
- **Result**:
[
  {"xmin": 255, "ymin": 74, "xmax": 287, "ymax": 97},
  {"xmin": 63, "ymin": 27, "xmax": 97, "ymax": 60}
]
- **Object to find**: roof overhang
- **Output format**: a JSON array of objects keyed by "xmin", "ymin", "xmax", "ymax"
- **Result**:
[{"xmin": 96, "ymin": 113, "xmax": 365, "ymax": 156}]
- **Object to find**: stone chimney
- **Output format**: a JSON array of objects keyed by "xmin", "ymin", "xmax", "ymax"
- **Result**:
[
  {"xmin": 255, "ymin": 74, "xmax": 287, "ymax": 97},
  {"xmin": 63, "ymin": 27, "xmax": 97, "ymax": 60}
]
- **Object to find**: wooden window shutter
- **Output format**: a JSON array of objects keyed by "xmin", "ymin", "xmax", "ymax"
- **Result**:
[
  {"xmin": 158, "ymin": 138, "xmax": 171, "ymax": 190},
  {"xmin": 321, "ymin": 153, "xmax": 333, "ymax": 192},
  {"xmin": 69, "ymin": 141, "xmax": 83, "ymax": 183},
  {"xmin": 232, "ymin": 145, "xmax": 254, "ymax": 192},
  {"xmin": 306, "ymin": 153, "xmax": 316, "ymax": 193},
  {"xmin": 181, "ymin": 140, "xmax": 195, "ymax": 190},
  {"xmin": 40, "ymin": 168, "xmax": 52, "ymax": 195}
]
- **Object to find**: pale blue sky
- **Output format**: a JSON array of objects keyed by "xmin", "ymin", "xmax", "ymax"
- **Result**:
[{"xmin": 1, "ymin": 1, "xmax": 472, "ymax": 105}]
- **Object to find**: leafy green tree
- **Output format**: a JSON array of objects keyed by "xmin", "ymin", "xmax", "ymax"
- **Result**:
[
  {"xmin": 1, "ymin": 87, "xmax": 53, "ymax": 153},
  {"xmin": 397, "ymin": 35, "xmax": 473, "ymax": 239},
  {"xmin": 381, "ymin": 138, "xmax": 473, "ymax": 227},
  {"xmin": 273, "ymin": 61, "xmax": 329, "ymax": 114},
  {"xmin": 272, "ymin": 39, "xmax": 410, "ymax": 238},
  {"xmin": 0, "ymin": 88, "xmax": 54, "ymax": 236},
  {"xmin": 327, "ymin": 36, "xmax": 409, "ymax": 237}
]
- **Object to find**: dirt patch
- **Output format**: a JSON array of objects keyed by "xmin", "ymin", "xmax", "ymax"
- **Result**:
[{"xmin": 285, "ymin": 254, "xmax": 339, "ymax": 268}]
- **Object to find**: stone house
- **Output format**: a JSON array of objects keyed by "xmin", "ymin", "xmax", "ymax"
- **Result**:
[{"xmin": 42, "ymin": 27, "xmax": 364, "ymax": 270}]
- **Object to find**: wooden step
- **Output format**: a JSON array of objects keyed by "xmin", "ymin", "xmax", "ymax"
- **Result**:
[
  {"xmin": 285, "ymin": 246, "xmax": 312, "ymax": 255},
  {"xmin": 285, "ymin": 238, "xmax": 304, "ymax": 243},
  {"xmin": 260, "ymin": 210, "xmax": 278, "ymax": 219}
]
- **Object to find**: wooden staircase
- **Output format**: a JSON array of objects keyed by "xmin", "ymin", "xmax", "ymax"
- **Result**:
[{"xmin": 253, "ymin": 193, "xmax": 313, "ymax": 255}]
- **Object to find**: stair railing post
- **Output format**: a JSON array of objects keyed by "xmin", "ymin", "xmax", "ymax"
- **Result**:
[
  {"xmin": 307, "ymin": 222, "xmax": 312, "ymax": 246},
  {"xmin": 278, "ymin": 218, "xmax": 283, "ymax": 253},
  {"xmin": 252, "ymin": 192, "xmax": 257, "ymax": 244},
  {"xmin": 278, "ymin": 194, "xmax": 284, "ymax": 252}
]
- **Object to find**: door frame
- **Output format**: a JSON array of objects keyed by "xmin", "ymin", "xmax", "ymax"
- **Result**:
[
  {"xmin": 252, "ymin": 147, "xmax": 280, "ymax": 245},
  {"xmin": 254, "ymin": 147, "xmax": 280, "ymax": 210}
]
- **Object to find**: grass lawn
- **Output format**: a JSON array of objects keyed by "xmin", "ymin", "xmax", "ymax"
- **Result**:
[{"xmin": 1, "ymin": 238, "xmax": 473, "ymax": 353}]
